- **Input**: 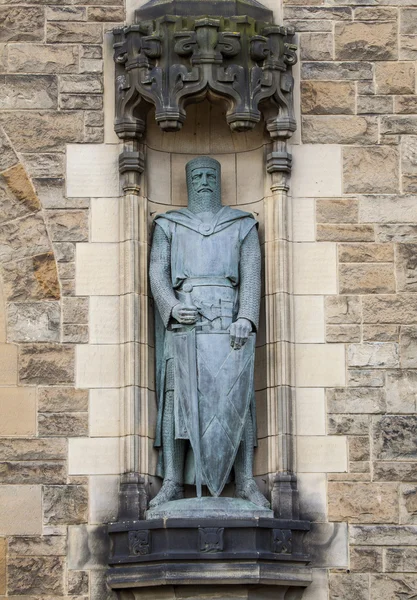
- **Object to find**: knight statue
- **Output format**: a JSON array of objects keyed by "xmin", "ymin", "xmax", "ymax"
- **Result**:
[{"xmin": 149, "ymin": 156, "xmax": 269, "ymax": 510}]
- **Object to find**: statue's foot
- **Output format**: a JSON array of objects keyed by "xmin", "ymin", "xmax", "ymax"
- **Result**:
[
  {"xmin": 149, "ymin": 479, "xmax": 184, "ymax": 509},
  {"xmin": 235, "ymin": 478, "xmax": 270, "ymax": 509}
]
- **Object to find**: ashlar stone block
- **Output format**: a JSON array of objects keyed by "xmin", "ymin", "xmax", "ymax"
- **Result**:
[
  {"xmin": 8, "ymin": 43, "xmax": 79, "ymax": 74},
  {"xmin": 43, "ymin": 485, "xmax": 88, "ymax": 525},
  {"xmin": 75, "ymin": 243, "xmax": 119, "ymax": 295},
  {"xmin": 296, "ymin": 344, "xmax": 346, "ymax": 387},
  {"xmin": 0, "ymin": 485, "xmax": 41, "ymax": 535},
  {"xmin": 335, "ymin": 21, "xmax": 397, "ymax": 60},
  {"xmin": 328, "ymin": 482, "xmax": 398, "ymax": 524},
  {"xmin": 386, "ymin": 370, "xmax": 417, "ymax": 413},
  {"xmin": 7, "ymin": 301, "xmax": 60, "ymax": 342},
  {"xmin": 0, "ymin": 388, "xmax": 36, "ymax": 436},
  {"xmin": 303, "ymin": 115, "xmax": 378, "ymax": 145},
  {"xmin": 343, "ymin": 146, "xmax": 399, "ymax": 194},
  {"xmin": 375, "ymin": 62, "xmax": 415, "ymax": 94},
  {"xmin": 297, "ymin": 436, "xmax": 347, "ymax": 473},
  {"xmin": 19, "ymin": 343, "xmax": 74, "ymax": 385},
  {"xmin": 400, "ymin": 326, "xmax": 417, "ymax": 367},
  {"xmin": 329, "ymin": 573, "xmax": 368, "ymax": 600},
  {"xmin": 8, "ymin": 556, "xmax": 64, "ymax": 595},
  {"xmin": 373, "ymin": 415, "xmax": 417, "ymax": 461},
  {"xmin": 293, "ymin": 243, "xmax": 337, "ymax": 295},
  {"xmin": 67, "ymin": 144, "xmax": 119, "ymax": 198},
  {"xmin": 68, "ymin": 437, "xmax": 119, "ymax": 475},
  {"xmin": 339, "ymin": 264, "xmax": 395, "ymax": 294},
  {"xmin": 291, "ymin": 144, "xmax": 342, "ymax": 198},
  {"xmin": 347, "ymin": 343, "xmax": 399, "ymax": 369}
]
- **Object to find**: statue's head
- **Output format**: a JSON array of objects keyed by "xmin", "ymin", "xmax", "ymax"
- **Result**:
[{"xmin": 186, "ymin": 156, "xmax": 222, "ymax": 213}]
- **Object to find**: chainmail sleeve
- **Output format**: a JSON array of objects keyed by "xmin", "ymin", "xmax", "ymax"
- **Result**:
[
  {"xmin": 149, "ymin": 223, "xmax": 179, "ymax": 327},
  {"xmin": 237, "ymin": 225, "xmax": 261, "ymax": 331}
]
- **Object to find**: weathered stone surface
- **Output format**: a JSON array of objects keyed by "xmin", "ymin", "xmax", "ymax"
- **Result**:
[
  {"xmin": 395, "ymin": 96, "xmax": 417, "ymax": 114},
  {"xmin": 386, "ymin": 370, "xmax": 417, "ymax": 413},
  {"xmin": 340, "ymin": 264, "xmax": 396, "ymax": 294},
  {"xmin": 348, "ymin": 343, "xmax": 399, "ymax": 368},
  {"xmin": 373, "ymin": 415, "xmax": 417, "ymax": 460},
  {"xmin": 1, "ymin": 162, "xmax": 40, "ymax": 214},
  {"xmin": 46, "ymin": 209, "xmax": 88, "ymax": 242},
  {"xmin": 38, "ymin": 412, "xmax": 88, "ymax": 437},
  {"xmin": 370, "ymin": 574, "xmax": 417, "ymax": 599},
  {"xmin": 80, "ymin": 57, "xmax": 103, "ymax": 72},
  {"xmin": 326, "ymin": 324, "xmax": 361, "ymax": 343},
  {"xmin": 59, "ymin": 73, "xmax": 103, "ymax": 94},
  {"xmin": 301, "ymin": 81, "xmax": 355, "ymax": 115},
  {"xmin": 300, "ymin": 32, "xmax": 332, "ymax": 60},
  {"xmin": 67, "ymin": 524, "xmax": 110, "ymax": 570},
  {"xmin": 329, "ymin": 573, "xmax": 368, "ymax": 600},
  {"xmin": 351, "ymin": 525, "xmax": 417, "ymax": 545},
  {"xmin": 401, "ymin": 8, "xmax": 417, "ymax": 34},
  {"xmin": 0, "ymin": 461, "xmax": 66, "ymax": 484},
  {"xmin": 87, "ymin": 6, "xmax": 124, "ymax": 20},
  {"xmin": 339, "ymin": 243, "xmax": 393, "ymax": 263},
  {"xmin": 357, "ymin": 95, "xmax": 393, "ymax": 115},
  {"xmin": 316, "ymin": 198, "xmax": 358, "ymax": 223},
  {"xmin": 303, "ymin": 116, "xmax": 378, "ymax": 145},
  {"xmin": 84, "ymin": 125, "xmax": 104, "ymax": 143},
  {"xmin": 85, "ymin": 111, "xmax": 104, "ymax": 127},
  {"xmin": 33, "ymin": 177, "xmax": 66, "ymax": 209},
  {"xmin": 0, "ymin": 128, "xmax": 18, "ymax": 172},
  {"xmin": 400, "ymin": 35, "xmax": 417, "ymax": 60},
  {"xmin": 19, "ymin": 343, "xmax": 74, "ymax": 385},
  {"xmin": 327, "ymin": 387, "xmax": 386, "ymax": 414},
  {"xmin": 8, "ymin": 535, "xmax": 66, "ymax": 556},
  {"xmin": 63, "ymin": 323, "xmax": 88, "ymax": 343},
  {"xmin": 58, "ymin": 261, "xmax": 75, "ymax": 280},
  {"xmin": 363, "ymin": 295, "xmax": 417, "ymax": 323},
  {"xmin": 399, "ymin": 484, "xmax": 417, "ymax": 525},
  {"xmin": 302, "ymin": 61, "xmax": 373, "ymax": 81},
  {"xmin": 46, "ymin": 6, "xmax": 86, "ymax": 20},
  {"xmin": 43, "ymin": 485, "xmax": 88, "ymax": 525},
  {"xmin": 343, "ymin": 146, "xmax": 399, "ymax": 193},
  {"xmin": 396, "ymin": 244, "xmax": 417, "ymax": 292},
  {"xmin": 0, "ymin": 537, "xmax": 5, "ymax": 595},
  {"xmin": 38, "ymin": 387, "xmax": 88, "ymax": 413},
  {"xmin": 60, "ymin": 93, "xmax": 102, "ymax": 110},
  {"xmin": 318, "ymin": 224, "xmax": 374, "ymax": 242},
  {"xmin": 7, "ymin": 301, "xmax": 60, "ymax": 343},
  {"xmin": 375, "ymin": 62, "xmax": 415, "ymax": 94},
  {"xmin": 63, "ymin": 297, "xmax": 88, "ymax": 324},
  {"xmin": 285, "ymin": 6, "xmax": 351, "ymax": 20},
  {"xmin": 350, "ymin": 547, "xmax": 383, "ymax": 573},
  {"xmin": 348, "ymin": 369, "xmax": 385, "ymax": 388},
  {"xmin": 363, "ymin": 325, "xmax": 399, "ymax": 342},
  {"xmin": 0, "ymin": 112, "xmax": 84, "ymax": 152},
  {"xmin": 400, "ymin": 326, "xmax": 417, "ymax": 368},
  {"xmin": 8, "ymin": 556, "xmax": 64, "ymax": 595},
  {"xmin": 354, "ymin": 7, "xmax": 397, "ymax": 21},
  {"xmin": 81, "ymin": 44, "xmax": 102, "ymax": 59},
  {"xmin": 376, "ymin": 224, "xmax": 417, "ymax": 243},
  {"xmin": 374, "ymin": 462, "xmax": 417, "ymax": 482},
  {"xmin": 47, "ymin": 22, "xmax": 102, "ymax": 44},
  {"xmin": 0, "ymin": 438, "xmax": 66, "ymax": 461},
  {"xmin": 328, "ymin": 414, "xmax": 369, "ymax": 435},
  {"xmin": 0, "ymin": 75, "xmax": 57, "ymax": 110},
  {"xmin": 326, "ymin": 295, "xmax": 361, "ymax": 324},
  {"xmin": 0, "ymin": 213, "xmax": 50, "ymax": 262},
  {"xmin": 0, "ymin": 7, "xmax": 44, "ymax": 42},
  {"xmin": 68, "ymin": 570, "xmax": 89, "ymax": 595},
  {"xmin": 349, "ymin": 436, "xmax": 370, "ymax": 462},
  {"xmin": 329, "ymin": 483, "xmax": 398, "ymax": 524},
  {"xmin": 55, "ymin": 242, "xmax": 75, "ymax": 262},
  {"xmin": 360, "ymin": 195, "xmax": 417, "ymax": 224},
  {"xmin": 8, "ymin": 43, "xmax": 78, "ymax": 74},
  {"xmin": 401, "ymin": 136, "xmax": 417, "ymax": 177},
  {"xmin": 335, "ymin": 21, "xmax": 397, "ymax": 60},
  {"xmin": 385, "ymin": 548, "xmax": 417, "ymax": 572},
  {"xmin": 2, "ymin": 253, "xmax": 60, "ymax": 302},
  {"xmin": 22, "ymin": 153, "xmax": 64, "ymax": 179},
  {"xmin": 381, "ymin": 115, "xmax": 417, "ymax": 136}
]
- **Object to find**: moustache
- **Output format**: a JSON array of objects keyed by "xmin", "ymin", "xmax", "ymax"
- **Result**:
[{"xmin": 196, "ymin": 187, "xmax": 213, "ymax": 193}]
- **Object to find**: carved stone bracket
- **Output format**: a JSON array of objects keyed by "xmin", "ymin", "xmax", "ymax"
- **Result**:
[{"xmin": 113, "ymin": 8, "xmax": 297, "ymax": 142}]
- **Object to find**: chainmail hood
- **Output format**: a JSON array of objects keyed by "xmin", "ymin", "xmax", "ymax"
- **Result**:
[{"xmin": 185, "ymin": 156, "xmax": 222, "ymax": 214}]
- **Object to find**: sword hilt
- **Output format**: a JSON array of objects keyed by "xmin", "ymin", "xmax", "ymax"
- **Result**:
[{"xmin": 182, "ymin": 282, "xmax": 195, "ymax": 308}]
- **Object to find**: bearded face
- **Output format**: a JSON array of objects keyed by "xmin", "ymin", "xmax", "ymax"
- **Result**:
[{"xmin": 190, "ymin": 167, "xmax": 217, "ymax": 197}]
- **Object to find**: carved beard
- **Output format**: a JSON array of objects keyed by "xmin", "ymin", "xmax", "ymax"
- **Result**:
[{"xmin": 187, "ymin": 189, "xmax": 222, "ymax": 214}]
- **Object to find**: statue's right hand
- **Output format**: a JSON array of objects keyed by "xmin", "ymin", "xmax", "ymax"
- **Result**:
[{"xmin": 172, "ymin": 303, "xmax": 198, "ymax": 324}]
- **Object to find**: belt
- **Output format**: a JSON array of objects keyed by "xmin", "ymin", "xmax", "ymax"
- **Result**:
[{"xmin": 180, "ymin": 277, "xmax": 234, "ymax": 288}]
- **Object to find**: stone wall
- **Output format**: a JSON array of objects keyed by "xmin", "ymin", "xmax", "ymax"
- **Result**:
[{"xmin": 286, "ymin": 0, "xmax": 417, "ymax": 598}]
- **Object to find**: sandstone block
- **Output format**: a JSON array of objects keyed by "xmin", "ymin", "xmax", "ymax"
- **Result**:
[
  {"xmin": 401, "ymin": 8, "xmax": 417, "ymax": 34},
  {"xmin": 0, "ymin": 387, "xmax": 36, "ymax": 436},
  {"xmin": 339, "ymin": 243, "xmax": 393, "ymax": 263},
  {"xmin": 39, "ymin": 412, "xmax": 88, "ymax": 436},
  {"xmin": 8, "ymin": 43, "xmax": 78, "ymax": 74},
  {"xmin": 301, "ymin": 81, "xmax": 355, "ymax": 115},
  {"xmin": 0, "ymin": 438, "xmax": 66, "ymax": 461},
  {"xmin": 0, "ymin": 7, "xmax": 44, "ymax": 42},
  {"xmin": 22, "ymin": 153, "xmax": 64, "ymax": 179},
  {"xmin": 68, "ymin": 570, "xmax": 89, "ymax": 595},
  {"xmin": 395, "ymin": 96, "xmax": 417, "ymax": 114},
  {"xmin": 0, "ymin": 111, "xmax": 84, "ymax": 152},
  {"xmin": 329, "ymin": 573, "xmax": 368, "ymax": 600},
  {"xmin": 285, "ymin": 6, "xmax": 351, "ymax": 20},
  {"xmin": 8, "ymin": 556, "xmax": 64, "ymax": 595},
  {"xmin": 354, "ymin": 7, "xmax": 397, "ymax": 20},
  {"xmin": 8, "ymin": 535, "xmax": 66, "ymax": 556},
  {"xmin": 300, "ymin": 33, "xmax": 332, "ymax": 60},
  {"xmin": 348, "ymin": 343, "xmax": 399, "ymax": 368},
  {"xmin": 377, "ymin": 224, "xmax": 417, "ymax": 242},
  {"xmin": 47, "ymin": 22, "xmax": 103, "ymax": 44},
  {"xmin": 89, "ymin": 474, "xmax": 119, "ymax": 524},
  {"xmin": 7, "ymin": 301, "xmax": 59, "ymax": 343},
  {"xmin": 38, "ymin": 387, "xmax": 88, "ymax": 413},
  {"xmin": 373, "ymin": 415, "xmax": 417, "ymax": 460},
  {"xmin": 329, "ymin": 482, "xmax": 398, "ymax": 523},
  {"xmin": 0, "ymin": 129, "xmax": 18, "ymax": 172},
  {"xmin": 291, "ymin": 144, "xmax": 342, "ymax": 197},
  {"xmin": 46, "ymin": 209, "xmax": 88, "ymax": 242},
  {"xmin": 357, "ymin": 95, "xmax": 393, "ymax": 114},
  {"xmin": 19, "ymin": 343, "xmax": 74, "ymax": 385},
  {"xmin": 381, "ymin": 115, "xmax": 417, "ymax": 136},
  {"xmin": 316, "ymin": 198, "xmax": 358, "ymax": 223},
  {"xmin": 335, "ymin": 21, "xmax": 397, "ymax": 60},
  {"xmin": 1, "ymin": 162, "xmax": 40, "ymax": 216},
  {"xmin": 363, "ymin": 325, "xmax": 399, "ymax": 342},
  {"xmin": 326, "ymin": 324, "xmax": 361, "ymax": 343},
  {"xmin": 351, "ymin": 524, "xmax": 417, "ymax": 545},
  {"xmin": 63, "ymin": 297, "xmax": 88, "ymax": 324},
  {"xmin": 360, "ymin": 196, "xmax": 417, "ymax": 224},
  {"xmin": 343, "ymin": 146, "xmax": 399, "ymax": 193},
  {"xmin": 363, "ymin": 294, "xmax": 417, "ymax": 323},
  {"xmin": 59, "ymin": 73, "xmax": 103, "ymax": 94},
  {"xmin": 325, "ymin": 295, "xmax": 361, "ymax": 324},
  {"xmin": 370, "ymin": 574, "xmax": 417, "ymax": 600},
  {"xmin": 317, "ymin": 223, "xmax": 374, "ymax": 242},
  {"xmin": 374, "ymin": 462, "xmax": 417, "ymax": 482},
  {"xmin": 399, "ymin": 484, "xmax": 417, "ymax": 525},
  {"xmin": 0, "ymin": 538, "xmax": 4, "ymax": 594},
  {"xmin": 328, "ymin": 414, "xmax": 369, "ymax": 435},
  {"xmin": 327, "ymin": 387, "xmax": 386, "ymax": 414},
  {"xmin": 0, "ymin": 75, "xmax": 57, "ymax": 110},
  {"xmin": 385, "ymin": 547, "xmax": 417, "ymax": 572},
  {"xmin": 0, "ymin": 485, "xmax": 41, "ymax": 535},
  {"xmin": 350, "ymin": 547, "xmax": 383, "ymax": 573},
  {"xmin": 55, "ymin": 242, "xmax": 75, "ymax": 262},
  {"xmin": 0, "ymin": 461, "xmax": 66, "ymax": 485},
  {"xmin": 297, "ymin": 436, "xmax": 347, "ymax": 473},
  {"xmin": 69, "ymin": 437, "xmax": 120, "ymax": 475},
  {"xmin": 401, "ymin": 136, "xmax": 417, "ymax": 176},
  {"xmin": 81, "ymin": 44, "xmax": 102, "ymax": 59},
  {"xmin": 375, "ymin": 62, "xmax": 415, "ymax": 94},
  {"xmin": 349, "ymin": 436, "xmax": 370, "ymax": 461},
  {"xmin": 400, "ymin": 326, "xmax": 417, "ymax": 367},
  {"xmin": 0, "ymin": 343, "xmax": 17, "ymax": 385},
  {"xmin": 302, "ymin": 115, "xmax": 378, "ymax": 145},
  {"xmin": 60, "ymin": 93, "xmax": 102, "ymax": 110},
  {"xmin": 2, "ymin": 253, "xmax": 60, "ymax": 301},
  {"xmin": 46, "ymin": 6, "xmax": 86, "ymax": 20},
  {"xmin": 43, "ymin": 485, "xmax": 88, "ymax": 525},
  {"xmin": 400, "ymin": 35, "xmax": 417, "ymax": 60},
  {"xmin": 302, "ymin": 61, "xmax": 373, "ymax": 81},
  {"xmin": 0, "ymin": 213, "xmax": 50, "ymax": 263},
  {"xmin": 386, "ymin": 370, "xmax": 417, "ymax": 413},
  {"xmin": 347, "ymin": 369, "xmax": 385, "ymax": 387},
  {"xmin": 396, "ymin": 244, "xmax": 417, "ymax": 292},
  {"xmin": 339, "ymin": 263, "xmax": 395, "ymax": 294},
  {"xmin": 88, "ymin": 6, "xmax": 124, "ymax": 21}
]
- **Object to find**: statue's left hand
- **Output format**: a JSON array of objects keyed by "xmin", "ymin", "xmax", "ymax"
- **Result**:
[{"xmin": 230, "ymin": 318, "xmax": 252, "ymax": 350}]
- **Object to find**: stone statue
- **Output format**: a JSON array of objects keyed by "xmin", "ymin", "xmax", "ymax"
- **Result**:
[{"xmin": 149, "ymin": 156, "xmax": 269, "ymax": 510}]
